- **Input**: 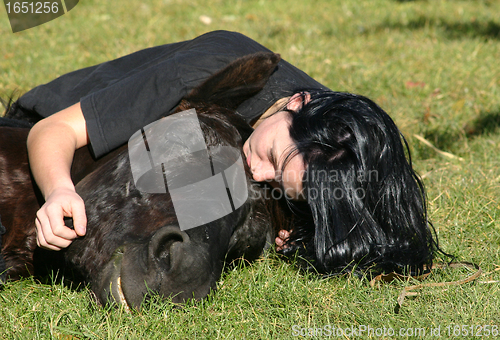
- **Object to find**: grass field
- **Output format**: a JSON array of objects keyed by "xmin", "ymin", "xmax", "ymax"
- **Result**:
[{"xmin": 1, "ymin": 0, "xmax": 500, "ymax": 338}]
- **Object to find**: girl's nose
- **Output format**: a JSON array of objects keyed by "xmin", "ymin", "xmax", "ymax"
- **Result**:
[{"xmin": 251, "ymin": 161, "xmax": 276, "ymax": 182}]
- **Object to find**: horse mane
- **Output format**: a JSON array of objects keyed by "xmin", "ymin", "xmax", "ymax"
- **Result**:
[{"xmin": 1, "ymin": 95, "xmax": 42, "ymax": 126}]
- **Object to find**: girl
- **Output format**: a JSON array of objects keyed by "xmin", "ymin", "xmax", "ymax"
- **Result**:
[{"xmin": 9, "ymin": 30, "xmax": 439, "ymax": 274}]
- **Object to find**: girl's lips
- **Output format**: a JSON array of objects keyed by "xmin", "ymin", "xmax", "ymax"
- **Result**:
[
  {"xmin": 243, "ymin": 138, "xmax": 253, "ymax": 171},
  {"xmin": 246, "ymin": 152, "xmax": 251, "ymax": 168},
  {"xmin": 243, "ymin": 143, "xmax": 251, "ymax": 168}
]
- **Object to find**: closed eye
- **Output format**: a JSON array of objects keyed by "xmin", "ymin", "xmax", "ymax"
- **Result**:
[
  {"xmin": 268, "ymin": 147, "xmax": 278, "ymax": 170},
  {"xmin": 268, "ymin": 147, "xmax": 283, "ymax": 182}
]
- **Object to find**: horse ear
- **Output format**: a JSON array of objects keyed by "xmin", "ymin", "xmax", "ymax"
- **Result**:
[{"xmin": 185, "ymin": 52, "xmax": 281, "ymax": 110}]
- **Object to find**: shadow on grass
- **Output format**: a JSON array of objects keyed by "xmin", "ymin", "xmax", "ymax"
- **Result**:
[
  {"xmin": 463, "ymin": 111, "xmax": 500, "ymax": 137},
  {"xmin": 418, "ymin": 109, "xmax": 500, "ymax": 157},
  {"xmin": 376, "ymin": 15, "xmax": 500, "ymax": 40}
]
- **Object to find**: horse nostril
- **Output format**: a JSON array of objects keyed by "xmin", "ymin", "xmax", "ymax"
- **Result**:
[{"xmin": 148, "ymin": 226, "xmax": 189, "ymax": 271}]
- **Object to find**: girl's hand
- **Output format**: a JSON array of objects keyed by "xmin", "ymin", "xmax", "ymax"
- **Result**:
[
  {"xmin": 275, "ymin": 229, "xmax": 290, "ymax": 251},
  {"xmin": 27, "ymin": 102, "xmax": 89, "ymax": 251},
  {"xmin": 35, "ymin": 187, "xmax": 87, "ymax": 250}
]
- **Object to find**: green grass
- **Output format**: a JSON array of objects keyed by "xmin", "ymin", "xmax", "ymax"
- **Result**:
[{"xmin": 1, "ymin": 0, "xmax": 500, "ymax": 338}]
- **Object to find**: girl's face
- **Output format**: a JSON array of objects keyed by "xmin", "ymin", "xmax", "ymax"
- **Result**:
[{"xmin": 242, "ymin": 93, "xmax": 308, "ymax": 200}]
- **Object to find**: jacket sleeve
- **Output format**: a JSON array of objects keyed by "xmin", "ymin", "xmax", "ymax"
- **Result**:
[
  {"xmin": 18, "ymin": 31, "xmax": 273, "ymax": 158},
  {"xmin": 81, "ymin": 31, "xmax": 273, "ymax": 158}
]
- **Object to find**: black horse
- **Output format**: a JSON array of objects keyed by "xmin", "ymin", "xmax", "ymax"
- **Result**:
[{"xmin": 0, "ymin": 52, "xmax": 288, "ymax": 309}]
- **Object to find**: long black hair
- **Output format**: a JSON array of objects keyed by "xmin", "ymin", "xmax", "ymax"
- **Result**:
[{"xmin": 282, "ymin": 89, "xmax": 440, "ymax": 274}]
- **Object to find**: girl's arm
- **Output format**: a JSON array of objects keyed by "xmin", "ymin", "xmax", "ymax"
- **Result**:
[{"xmin": 27, "ymin": 102, "xmax": 89, "ymax": 250}]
